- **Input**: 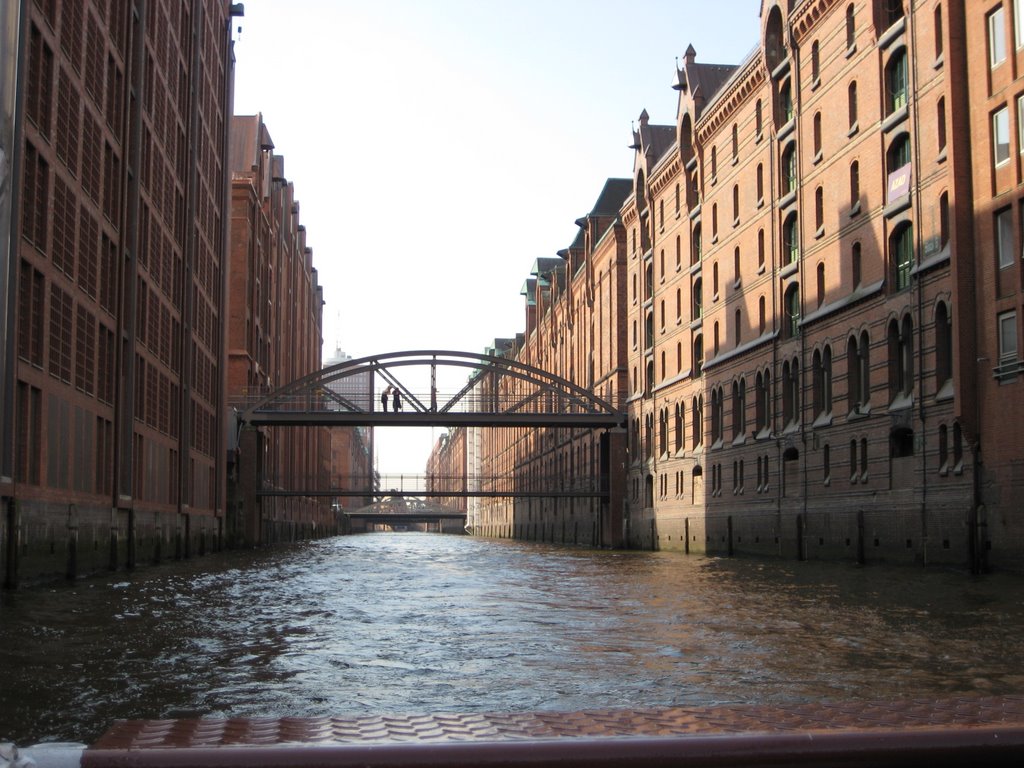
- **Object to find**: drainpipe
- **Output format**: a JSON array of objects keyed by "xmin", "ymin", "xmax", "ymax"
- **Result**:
[{"xmin": 908, "ymin": 0, "xmax": 928, "ymax": 565}]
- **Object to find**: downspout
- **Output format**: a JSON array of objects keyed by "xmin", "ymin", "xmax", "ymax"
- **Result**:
[{"xmin": 908, "ymin": 4, "xmax": 928, "ymax": 564}]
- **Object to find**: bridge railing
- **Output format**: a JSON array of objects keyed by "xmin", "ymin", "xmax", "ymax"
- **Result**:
[{"xmin": 256, "ymin": 473, "xmax": 604, "ymax": 497}]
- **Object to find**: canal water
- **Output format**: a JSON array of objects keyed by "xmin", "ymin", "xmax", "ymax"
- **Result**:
[{"xmin": 2, "ymin": 533, "xmax": 1024, "ymax": 746}]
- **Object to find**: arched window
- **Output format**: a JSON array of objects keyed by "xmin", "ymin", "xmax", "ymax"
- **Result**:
[
  {"xmin": 887, "ymin": 133, "xmax": 912, "ymax": 173},
  {"xmin": 886, "ymin": 48, "xmax": 908, "ymax": 114},
  {"xmin": 811, "ymin": 40, "xmax": 820, "ymax": 83},
  {"xmin": 783, "ymin": 213, "xmax": 799, "ymax": 265},
  {"xmin": 765, "ymin": 6, "xmax": 786, "ymax": 71},
  {"xmin": 755, "ymin": 98, "xmax": 763, "ymax": 137},
  {"xmin": 759, "ymin": 295, "xmax": 766, "ymax": 334},
  {"xmin": 887, "ymin": 315, "xmax": 914, "ymax": 401},
  {"xmin": 852, "ymin": 241, "xmax": 862, "ymax": 286},
  {"xmin": 692, "ymin": 277, "xmax": 703, "ymax": 319},
  {"xmin": 692, "ymin": 395, "xmax": 704, "ymax": 449},
  {"xmin": 848, "ymin": 81, "xmax": 858, "ymax": 130},
  {"xmin": 814, "ymin": 186, "xmax": 824, "ymax": 233},
  {"xmin": 756, "ymin": 368, "xmax": 772, "ymax": 434},
  {"xmin": 732, "ymin": 122, "xmax": 739, "ymax": 161},
  {"xmin": 846, "ymin": 3, "xmax": 856, "ymax": 50},
  {"xmin": 816, "ymin": 262, "xmax": 826, "ymax": 307},
  {"xmin": 757, "ymin": 228, "xmax": 765, "ymax": 269},
  {"xmin": 935, "ymin": 301, "xmax": 953, "ymax": 388},
  {"xmin": 781, "ymin": 143, "xmax": 798, "ymax": 195},
  {"xmin": 756, "ymin": 163, "xmax": 764, "ymax": 202},
  {"xmin": 812, "ymin": 345, "xmax": 833, "ymax": 418},
  {"xmin": 692, "ymin": 223, "xmax": 702, "ymax": 264},
  {"xmin": 733, "ymin": 377, "xmax": 747, "ymax": 438},
  {"xmin": 674, "ymin": 403, "xmax": 684, "ymax": 452},
  {"xmin": 732, "ymin": 184, "xmax": 740, "ymax": 224},
  {"xmin": 891, "ymin": 223, "xmax": 914, "ymax": 291},
  {"xmin": 710, "ymin": 145, "xmax": 717, "ymax": 180},
  {"xmin": 813, "ymin": 112, "xmax": 822, "ymax": 157},
  {"xmin": 937, "ymin": 96, "xmax": 946, "ymax": 153},
  {"xmin": 850, "ymin": 160, "xmax": 860, "ymax": 209},
  {"xmin": 779, "ymin": 80, "xmax": 794, "ymax": 124},
  {"xmin": 693, "ymin": 334, "xmax": 704, "ymax": 376},
  {"xmin": 784, "ymin": 282, "xmax": 801, "ymax": 339},
  {"xmin": 782, "ymin": 358, "xmax": 799, "ymax": 426},
  {"xmin": 734, "ymin": 307, "xmax": 742, "ymax": 346}
]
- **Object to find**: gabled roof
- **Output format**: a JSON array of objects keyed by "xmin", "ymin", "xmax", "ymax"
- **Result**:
[{"xmin": 589, "ymin": 178, "xmax": 632, "ymax": 217}]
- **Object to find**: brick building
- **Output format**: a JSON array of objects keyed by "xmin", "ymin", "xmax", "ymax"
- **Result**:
[
  {"xmin": 457, "ymin": 0, "xmax": 1024, "ymax": 571},
  {"xmin": 227, "ymin": 114, "xmax": 334, "ymax": 545},
  {"xmin": 1, "ymin": 0, "xmax": 239, "ymax": 586}
]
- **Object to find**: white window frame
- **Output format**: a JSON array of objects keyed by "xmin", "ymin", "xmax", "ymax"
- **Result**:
[
  {"xmin": 998, "ymin": 310, "xmax": 1018, "ymax": 366},
  {"xmin": 997, "ymin": 208, "xmax": 1015, "ymax": 269},
  {"xmin": 991, "ymin": 6, "xmax": 1007, "ymax": 67},
  {"xmin": 994, "ymin": 106, "xmax": 1011, "ymax": 167},
  {"xmin": 1016, "ymin": 0, "xmax": 1024, "ymax": 49}
]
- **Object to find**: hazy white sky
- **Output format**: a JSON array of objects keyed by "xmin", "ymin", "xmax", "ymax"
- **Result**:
[{"xmin": 232, "ymin": 0, "xmax": 762, "ymax": 474}]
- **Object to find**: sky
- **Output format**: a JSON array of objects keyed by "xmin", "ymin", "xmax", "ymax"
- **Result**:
[{"xmin": 231, "ymin": 0, "xmax": 762, "ymax": 474}]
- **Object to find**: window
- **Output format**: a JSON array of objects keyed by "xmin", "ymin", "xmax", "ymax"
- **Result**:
[
  {"xmin": 997, "ymin": 208, "xmax": 1014, "ymax": 269},
  {"xmin": 815, "ymin": 186, "xmax": 824, "ymax": 233},
  {"xmin": 782, "ymin": 358, "xmax": 799, "ymax": 426},
  {"xmin": 935, "ymin": 4, "xmax": 944, "ymax": 59},
  {"xmin": 759, "ymin": 295, "xmax": 766, "ymax": 334},
  {"xmin": 692, "ymin": 224, "xmax": 702, "ymax": 264},
  {"xmin": 710, "ymin": 145, "xmax": 717, "ymax": 180},
  {"xmin": 846, "ymin": 3, "xmax": 856, "ymax": 50},
  {"xmin": 887, "ymin": 316, "xmax": 914, "ymax": 400},
  {"xmin": 733, "ymin": 247, "xmax": 741, "ymax": 286},
  {"xmin": 782, "ymin": 143, "xmax": 797, "ymax": 195},
  {"xmin": 939, "ymin": 192, "xmax": 950, "ymax": 247},
  {"xmin": 816, "ymin": 263, "xmax": 826, "ymax": 307},
  {"xmin": 755, "ymin": 98, "xmax": 763, "ymax": 137},
  {"xmin": 675, "ymin": 235, "xmax": 681, "ymax": 269},
  {"xmin": 850, "ymin": 160, "xmax": 860, "ymax": 209},
  {"xmin": 756, "ymin": 163, "xmax": 764, "ymax": 203},
  {"xmin": 852, "ymin": 241, "xmax": 862, "ymax": 286},
  {"xmin": 886, "ymin": 49, "xmax": 908, "ymax": 114},
  {"xmin": 732, "ymin": 378, "xmax": 746, "ymax": 439},
  {"xmin": 784, "ymin": 283, "xmax": 800, "ymax": 339},
  {"xmin": 784, "ymin": 213, "xmax": 799, "ymax": 264},
  {"xmin": 734, "ymin": 308, "xmax": 742, "ymax": 346},
  {"xmin": 732, "ymin": 184, "xmax": 740, "ymax": 224},
  {"xmin": 693, "ymin": 278, "xmax": 703, "ymax": 318},
  {"xmin": 712, "ymin": 203, "xmax": 718, "ymax": 239},
  {"xmin": 675, "ymin": 184, "xmax": 680, "ymax": 214},
  {"xmin": 779, "ymin": 80, "xmax": 793, "ymax": 124},
  {"xmin": 711, "ymin": 387, "xmax": 723, "ymax": 445},
  {"xmin": 812, "ymin": 345, "xmax": 833, "ymax": 417},
  {"xmin": 713, "ymin": 261, "xmax": 719, "ymax": 298},
  {"xmin": 935, "ymin": 302, "xmax": 952, "ymax": 388},
  {"xmin": 810, "ymin": 40, "xmax": 820, "ymax": 83},
  {"xmin": 813, "ymin": 112, "xmax": 822, "ymax": 158},
  {"xmin": 1017, "ymin": 0, "xmax": 1024, "ymax": 49},
  {"xmin": 823, "ymin": 444, "xmax": 831, "ymax": 484},
  {"xmin": 847, "ymin": 330, "xmax": 871, "ymax": 412},
  {"xmin": 994, "ymin": 107, "xmax": 1010, "ymax": 167},
  {"xmin": 713, "ymin": 321, "xmax": 720, "ymax": 355},
  {"xmin": 674, "ymin": 403, "xmax": 684, "ymax": 452},
  {"xmin": 888, "ymin": 133, "xmax": 912, "ymax": 172},
  {"xmin": 756, "ymin": 369, "xmax": 771, "ymax": 434},
  {"xmin": 732, "ymin": 123, "xmax": 739, "ymax": 161},
  {"xmin": 990, "ymin": 6, "xmax": 1007, "ymax": 68},
  {"xmin": 757, "ymin": 228, "xmax": 765, "ymax": 270},
  {"xmin": 692, "ymin": 395, "xmax": 704, "ymax": 448},
  {"xmin": 937, "ymin": 97, "xmax": 946, "ymax": 153},
  {"xmin": 17, "ymin": 262, "xmax": 45, "ymax": 367},
  {"xmin": 998, "ymin": 310, "xmax": 1018, "ymax": 369},
  {"xmin": 848, "ymin": 81, "xmax": 858, "ymax": 130},
  {"xmin": 693, "ymin": 335, "xmax": 704, "ymax": 377},
  {"xmin": 892, "ymin": 223, "xmax": 914, "ymax": 290},
  {"xmin": 883, "ymin": 0, "xmax": 905, "ymax": 29}
]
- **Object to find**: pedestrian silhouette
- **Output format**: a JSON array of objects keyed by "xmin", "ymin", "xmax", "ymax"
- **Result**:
[
  {"xmin": 392, "ymin": 387, "xmax": 401, "ymax": 412},
  {"xmin": 380, "ymin": 386, "xmax": 389, "ymax": 412}
]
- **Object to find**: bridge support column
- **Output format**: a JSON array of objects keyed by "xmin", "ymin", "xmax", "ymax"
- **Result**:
[{"xmin": 601, "ymin": 428, "xmax": 627, "ymax": 548}]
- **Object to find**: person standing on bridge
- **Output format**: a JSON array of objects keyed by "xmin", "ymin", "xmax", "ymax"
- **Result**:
[
  {"xmin": 392, "ymin": 387, "xmax": 402, "ymax": 412},
  {"xmin": 380, "ymin": 386, "xmax": 390, "ymax": 412}
]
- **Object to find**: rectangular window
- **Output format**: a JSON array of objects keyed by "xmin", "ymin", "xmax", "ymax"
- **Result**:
[
  {"xmin": 1017, "ymin": 0, "xmax": 1024, "ymax": 49},
  {"xmin": 991, "ymin": 6, "xmax": 1007, "ymax": 67},
  {"xmin": 997, "ymin": 208, "xmax": 1015, "ymax": 268},
  {"xmin": 994, "ymin": 107, "xmax": 1011, "ymax": 166},
  {"xmin": 999, "ymin": 311, "xmax": 1018, "ymax": 367}
]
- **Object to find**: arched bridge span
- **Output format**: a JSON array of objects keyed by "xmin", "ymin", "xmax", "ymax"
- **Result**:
[{"xmin": 233, "ymin": 350, "xmax": 625, "ymax": 429}]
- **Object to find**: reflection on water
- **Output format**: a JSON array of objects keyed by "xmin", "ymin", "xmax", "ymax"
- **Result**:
[{"xmin": 2, "ymin": 533, "xmax": 1024, "ymax": 745}]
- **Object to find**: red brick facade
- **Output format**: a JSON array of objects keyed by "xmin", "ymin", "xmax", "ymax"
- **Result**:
[
  {"xmin": 226, "ymin": 114, "xmax": 332, "ymax": 546},
  {"xmin": 446, "ymin": 0, "xmax": 1024, "ymax": 571},
  {"xmin": 2, "ymin": 0, "xmax": 237, "ymax": 586}
]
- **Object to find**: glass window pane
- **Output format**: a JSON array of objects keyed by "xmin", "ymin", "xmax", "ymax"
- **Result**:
[
  {"xmin": 998, "ymin": 209, "xmax": 1015, "ymax": 268},
  {"xmin": 991, "ymin": 7, "xmax": 1007, "ymax": 66},
  {"xmin": 999, "ymin": 312, "xmax": 1018, "ymax": 362},
  {"xmin": 994, "ymin": 107, "xmax": 1010, "ymax": 166}
]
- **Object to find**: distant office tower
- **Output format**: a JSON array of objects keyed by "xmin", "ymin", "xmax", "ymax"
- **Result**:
[{"xmin": 1, "ymin": 1, "xmax": 240, "ymax": 586}]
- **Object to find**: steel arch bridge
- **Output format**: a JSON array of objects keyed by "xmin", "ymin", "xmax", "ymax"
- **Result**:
[{"xmin": 233, "ymin": 350, "xmax": 625, "ymax": 429}]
